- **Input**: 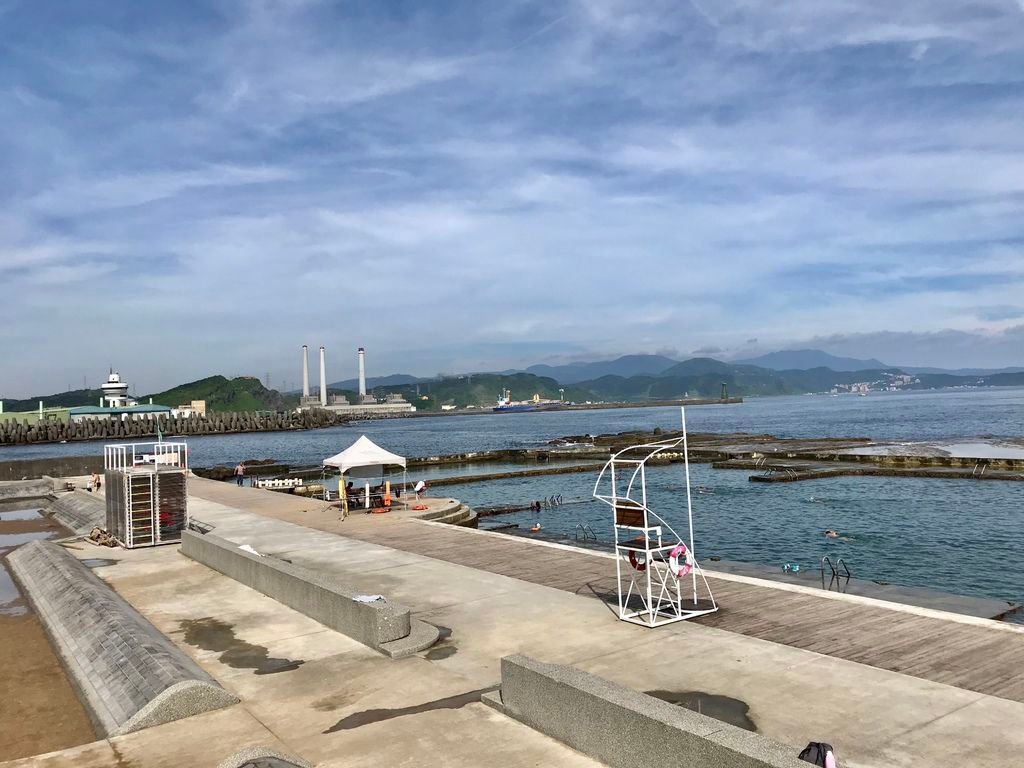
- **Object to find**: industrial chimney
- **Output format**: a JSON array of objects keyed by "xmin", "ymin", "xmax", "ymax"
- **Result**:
[
  {"xmin": 302, "ymin": 345, "xmax": 310, "ymax": 399},
  {"xmin": 319, "ymin": 346, "xmax": 327, "ymax": 407},
  {"xmin": 358, "ymin": 347, "xmax": 367, "ymax": 398}
]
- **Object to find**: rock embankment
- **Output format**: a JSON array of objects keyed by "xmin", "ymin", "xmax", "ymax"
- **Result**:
[{"xmin": 0, "ymin": 410, "xmax": 347, "ymax": 446}]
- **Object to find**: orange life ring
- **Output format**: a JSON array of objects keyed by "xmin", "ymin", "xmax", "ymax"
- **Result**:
[{"xmin": 628, "ymin": 550, "xmax": 647, "ymax": 571}]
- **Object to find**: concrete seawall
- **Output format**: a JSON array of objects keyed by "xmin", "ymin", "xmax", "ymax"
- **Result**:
[
  {"xmin": 181, "ymin": 530, "xmax": 439, "ymax": 657},
  {"xmin": 0, "ymin": 477, "xmax": 55, "ymax": 501},
  {"xmin": 0, "ymin": 455, "xmax": 105, "ymax": 482},
  {"xmin": 0, "ymin": 409, "xmax": 348, "ymax": 446},
  {"xmin": 7, "ymin": 540, "xmax": 238, "ymax": 736},
  {"xmin": 484, "ymin": 655, "xmax": 806, "ymax": 768},
  {"xmin": 45, "ymin": 490, "xmax": 106, "ymax": 534}
]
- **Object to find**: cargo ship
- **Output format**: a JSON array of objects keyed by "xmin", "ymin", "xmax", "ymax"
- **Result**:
[{"xmin": 493, "ymin": 389, "xmax": 545, "ymax": 413}]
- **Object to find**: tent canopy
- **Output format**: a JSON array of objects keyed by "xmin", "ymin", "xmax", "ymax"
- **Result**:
[{"xmin": 322, "ymin": 435, "xmax": 407, "ymax": 477}]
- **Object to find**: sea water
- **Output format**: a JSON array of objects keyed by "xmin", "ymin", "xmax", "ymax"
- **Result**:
[
  {"xmin": 455, "ymin": 464, "xmax": 1024, "ymax": 610},
  {"xmin": 2, "ymin": 387, "xmax": 1023, "ymax": 466},
  {"xmin": 1, "ymin": 387, "xmax": 1021, "ymax": 608}
]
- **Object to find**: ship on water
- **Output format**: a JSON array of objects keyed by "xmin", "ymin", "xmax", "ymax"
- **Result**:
[{"xmin": 492, "ymin": 388, "xmax": 548, "ymax": 413}]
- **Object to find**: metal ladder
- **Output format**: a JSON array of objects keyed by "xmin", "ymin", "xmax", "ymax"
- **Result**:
[
  {"xmin": 574, "ymin": 522, "xmax": 598, "ymax": 541},
  {"xmin": 820, "ymin": 555, "xmax": 852, "ymax": 591}
]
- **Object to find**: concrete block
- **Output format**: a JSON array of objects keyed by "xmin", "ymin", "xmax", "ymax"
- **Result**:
[
  {"xmin": 216, "ymin": 746, "xmax": 313, "ymax": 768},
  {"xmin": 45, "ymin": 490, "xmax": 106, "ymax": 534},
  {"xmin": 495, "ymin": 654, "xmax": 807, "ymax": 768},
  {"xmin": 181, "ymin": 531, "xmax": 425, "ymax": 654},
  {"xmin": 120, "ymin": 679, "xmax": 242, "ymax": 735},
  {"xmin": 7, "ymin": 540, "xmax": 238, "ymax": 737}
]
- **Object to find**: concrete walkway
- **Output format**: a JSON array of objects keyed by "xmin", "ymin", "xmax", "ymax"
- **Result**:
[
  {"xmin": 7, "ymin": 480, "xmax": 1024, "ymax": 767},
  {"xmin": 184, "ymin": 480, "xmax": 1024, "ymax": 768}
]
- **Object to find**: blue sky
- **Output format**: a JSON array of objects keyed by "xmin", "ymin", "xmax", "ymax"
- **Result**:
[{"xmin": 3, "ymin": 1, "xmax": 1024, "ymax": 395}]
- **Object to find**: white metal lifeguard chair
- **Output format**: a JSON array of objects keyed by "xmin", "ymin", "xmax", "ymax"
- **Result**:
[{"xmin": 593, "ymin": 407, "xmax": 717, "ymax": 627}]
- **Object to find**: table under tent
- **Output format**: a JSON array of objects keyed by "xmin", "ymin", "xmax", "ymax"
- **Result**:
[{"xmin": 322, "ymin": 435, "xmax": 407, "ymax": 515}]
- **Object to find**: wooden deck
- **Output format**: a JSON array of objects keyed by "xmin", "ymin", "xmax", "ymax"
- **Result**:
[{"xmin": 343, "ymin": 518, "xmax": 1024, "ymax": 704}]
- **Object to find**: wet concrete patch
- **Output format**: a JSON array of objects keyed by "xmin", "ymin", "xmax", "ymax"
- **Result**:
[
  {"xmin": 0, "ymin": 560, "xmax": 27, "ymax": 616},
  {"xmin": 0, "ymin": 509, "xmax": 43, "ymax": 522},
  {"xmin": 0, "ymin": 530, "xmax": 56, "ymax": 550},
  {"xmin": 324, "ymin": 686, "xmax": 497, "ymax": 733},
  {"xmin": 424, "ymin": 625, "xmax": 457, "ymax": 660},
  {"xmin": 81, "ymin": 558, "xmax": 119, "ymax": 569},
  {"xmin": 645, "ymin": 690, "xmax": 757, "ymax": 732},
  {"xmin": 311, "ymin": 688, "xmax": 362, "ymax": 713},
  {"xmin": 177, "ymin": 617, "xmax": 305, "ymax": 675}
]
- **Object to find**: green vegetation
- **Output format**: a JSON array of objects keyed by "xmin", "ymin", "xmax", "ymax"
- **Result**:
[
  {"xmin": 0, "ymin": 388, "xmax": 105, "ymax": 412},
  {"xmin": 146, "ymin": 376, "xmax": 298, "ymax": 412}
]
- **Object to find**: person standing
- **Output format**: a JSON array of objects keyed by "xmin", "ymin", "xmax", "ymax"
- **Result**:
[
  {"xmin": 92, "ymin": 472, "xmax": 102, "ymax": 493},
  {"xmin": 234, "ymin": 462, "xmax": 245, "ymax": 486}
]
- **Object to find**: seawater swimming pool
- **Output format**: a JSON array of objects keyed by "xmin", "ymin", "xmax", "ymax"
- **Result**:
[{"xmin": 456, "ymin": 462, "xmax": 1024, "ymax": 615}]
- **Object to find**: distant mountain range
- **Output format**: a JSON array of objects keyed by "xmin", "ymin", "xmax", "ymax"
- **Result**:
[
  {"xmin": 6, "ymin": 349, "xmax": 1024, "ymax": 414},
  {"xmin": 325, "ymin": 373, "xmax": 423, "ymax": 391},
  {"xmin": 734, "ymin": 348, "xmax": 1024, "ymax": 376},
  {"xmin": 516, "ymin": 354, "xmax": 679, "ymax": 384},
  {"xmin": 735, "ymin": 349, "xmax": 889, "ymax": 372}
]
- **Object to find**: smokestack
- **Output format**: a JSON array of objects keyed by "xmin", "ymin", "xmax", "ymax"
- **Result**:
[
  {"xmin": 319, "ymin": 346, "xmax": 327, "ymax": 407},
  {"xmin": 358, "ymin": 347, "xmax": 367, "ymax": 397},
  {"xmin": 302, "ymin": 345, "xmax": 310, "ymax": 398}
]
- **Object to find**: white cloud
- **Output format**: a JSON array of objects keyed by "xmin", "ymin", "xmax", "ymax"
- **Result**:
[{"xmin": 3, "ymin": 1, "xmax": 1024, "ymax": 395}]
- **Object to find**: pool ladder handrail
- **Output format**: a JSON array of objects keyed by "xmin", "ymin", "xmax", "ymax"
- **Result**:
[
  {"xmin": 574, "ymin": 522, "xmax": 598, "ymax": 541},
  {"xmin": 820, "ymin": 555, "xmax": 852, "ymax": 580}
]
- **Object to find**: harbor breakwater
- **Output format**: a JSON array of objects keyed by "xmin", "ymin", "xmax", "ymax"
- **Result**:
[{"xmin": 0, "ymin": 409, "xmax": 348, "ymax": 446}]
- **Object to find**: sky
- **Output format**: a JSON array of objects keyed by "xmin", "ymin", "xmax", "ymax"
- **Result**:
[{"xmin": 3, "ymin": 0, "xmax": 1024, "ymax": 396}]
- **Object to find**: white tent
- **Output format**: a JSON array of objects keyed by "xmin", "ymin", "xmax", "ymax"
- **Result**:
[
  {"xmin": 323, "ymin": 435, "xmax": 406, "ymax": 475},
  {"xmin": 323, "ymin": 436, "xmax": 407, "ymax": 511}
]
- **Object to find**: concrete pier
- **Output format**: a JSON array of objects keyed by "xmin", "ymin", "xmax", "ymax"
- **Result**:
[
  {"xmin": 5, "ymin": 478, "xmax": 1024, "ymax": 767},
  {"xmin": 7, "ymin": 541, "xmax": 238, "ymax": 737}
]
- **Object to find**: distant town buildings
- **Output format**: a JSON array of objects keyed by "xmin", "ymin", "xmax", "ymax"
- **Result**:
[{"xmin": 830, "ymin": 372, "xmax": 921, "ymax": 394}]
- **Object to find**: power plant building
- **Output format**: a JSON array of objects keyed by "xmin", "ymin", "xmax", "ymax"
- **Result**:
[{"xmin": 296, "ymin": 345, "xmax": 414, "ymax": 417}]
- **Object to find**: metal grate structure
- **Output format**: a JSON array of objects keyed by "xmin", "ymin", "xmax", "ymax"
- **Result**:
[
  {"xmin": 104, "ymin": 441, "xmax": 189, "ymax": 548},
  {"xmin": 593, "ymin": 408, "xmax": 717, "ymax": 628}
]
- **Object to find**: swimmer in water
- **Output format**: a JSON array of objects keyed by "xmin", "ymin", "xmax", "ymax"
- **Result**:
[{"xmin": 824, "ymin": 529, "xmax": 839, "ymax": 538}]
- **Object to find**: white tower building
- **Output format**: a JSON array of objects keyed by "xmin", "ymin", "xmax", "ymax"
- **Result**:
[
  {"xmin": 319, "ymin": 346, "xmax": 327, "ymax": 407},
  {"xmin": 302, "ymin": 345, "xmax": 310, "ymax": 398}
]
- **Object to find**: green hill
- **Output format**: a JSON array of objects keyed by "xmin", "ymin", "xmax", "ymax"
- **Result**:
[
  {"xmin": 0, "ymin": 388, "xmax": 106, "ymax": 412},
  {"xmin": 147, "ymin": 376, "xmax": 298, "ymax": 412}
]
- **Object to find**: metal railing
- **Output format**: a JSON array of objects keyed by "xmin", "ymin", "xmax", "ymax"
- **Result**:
[
  {"xmin": 574, "ymin": 522, "xmax": 598, "ymax": 541},
  {"xmin": 820, "ymin": 555, "xmax": 852, "ymax": 592}
]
